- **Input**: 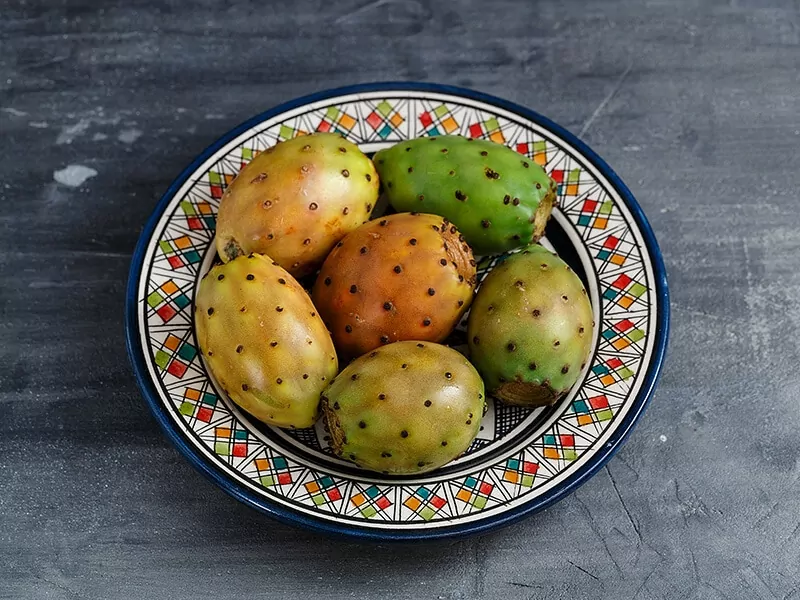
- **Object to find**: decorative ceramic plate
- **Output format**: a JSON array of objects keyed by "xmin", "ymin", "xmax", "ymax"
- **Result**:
[{"xmin": 126, "ymin": 83, "xmax": 669, "ymax": 540}]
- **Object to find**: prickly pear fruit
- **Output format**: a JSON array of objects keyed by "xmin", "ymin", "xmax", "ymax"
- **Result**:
[
  {"xmin": 321, "ymin": 341, "xmax": 485, "ymax": 474},
  {"xmin": 194, "ymin": 254, "xmax": 338, "ymax": 428},
  {"xmin": 311, "ymin": 212, "xmax": 476, "ymax": 360},
  {"xmin": 373, "ymin": 135, "xmax": 556, "ymax": 256},
  {"xmin": 467, "ymin": 245, "xmax": 594, "ymax": 407},
  {"xmin": 216, "ymin": 133, "xmax": 379, "ymax": 278}
]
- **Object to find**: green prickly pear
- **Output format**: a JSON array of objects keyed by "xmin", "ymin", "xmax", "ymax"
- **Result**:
[
  {"xmin": 321, "ymin": 341, "xmax": 485, "ymax": 475},
  {"xmin": 216, "ymin": 132, "xmax": 379, "ymax": 278},
  {"xmin": 312, "ymin": 212, "xmax": 476, "ymax": 360},
  {"xmin": 467, "ymin": 245, "xmax": 594, "ymax": 407},
  {"xmin": 194, "ymin": 254, "xmax": 338, "ymax": 428},
  {"xmin": 373, "ymin": 135, "xmax": 556, "ymax": 256}
]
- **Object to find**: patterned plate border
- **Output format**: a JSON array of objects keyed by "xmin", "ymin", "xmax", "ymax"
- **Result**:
[{"xmin": 125, "ymin": 82, "xmax": 669, "ymax": 540}]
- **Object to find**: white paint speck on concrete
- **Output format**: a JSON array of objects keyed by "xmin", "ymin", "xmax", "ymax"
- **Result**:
[
  {"xmin": 2, "ymin": 107, "xmax": 28, "ymax": 117},
  {"xmin": 117, "ymin": 128, "xmax": 142, "ymax": 144},
  {"xmin": 29, "ymin": 121, "xmax": 49, "ymax": 128},
  {"xmin": 56, "ymin": 119, "xmax": 91, "ymax": 144},
  {"xmin": 53, "ymin": 165, "xmax": 98, "ymax": 187},
  {"xmin": 660, "ymin": 435, "xmax": 668, "ymax": 442},
  {"xmin": 92, "ymin": 132, "xmax": 108, "ymax": 141}
]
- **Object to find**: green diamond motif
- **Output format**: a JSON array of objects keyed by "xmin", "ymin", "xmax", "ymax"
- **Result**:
[
  {"xmin": 159, "ymin": 241, "xmax": 173, "ymax": 255},
  {"xmin": 215, "ymin": 442, "xmax": 229, "ymax": 455},
  {"xmin": 155, "ymin": 350, "xmax": 170, "ymax": 369},
  {"xmin": 326, "ymin": 106, "xmax": 341, "ymax": 120},
  {"xmin": 485, "ymin": 117, "xmax": 500, "ymax": 131},
  {"xmin": 376, "ymin": 100, "xmax": 393, "ymax": 117},
  {"xmin": 433, "ymin": 104, "xmax": 449, "ymax": 118},
  {"xmin": 361, "ymin": 506, "xmax": 377, "ymax": 518},
  {"xmin": 147, "ymin": 291, "xmax": 164, "ymax": 308},
  {"xmin": 260, "ymin": 475, "xmax": 275, "ymax": 487},
  {"xmin": 630, "ymin": 283, "xmax": 647, "ymax": 297},
  {"xmin": 279, "ymin": 124, "xmax": 294, "ymax": 140},
  {"xmin": 420, "ymin": 507, "xmax": 436, "ymax": 521},
  {"xmin": 473, "ymin": 496, "xmax": 487, "ymax": 509},
  {"xmin": 600, "ymin": 201, "xmax": 613, "ymax": 215},
  {"xmin": 597, "ymin": 409, "xmax": 613, "ymax": 421},
  {"xmin": 629, "ymin": 329, "xmax": 645, "ymax": 343},
  {"xmin": 179, "ymin": 401, "xmax": 194, "ymax": 416}
]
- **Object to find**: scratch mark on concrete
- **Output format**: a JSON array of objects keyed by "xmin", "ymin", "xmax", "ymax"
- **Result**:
[
  {"xmin": 335, "ymin": 0, "xmax": 396, "ymax": 23},
  {"xmin": 567, "ymin": 560, "xmax": 600, "ymax": 581},
  {"xmin": 579, "ymin": 62, "xmax": 633, "ymax": 137},
  {"xmin": 574, "ymin": 495, "xmax": 623, "ymax": 574},
  {"xmin": 2, "ymin": 107, "xmax": 28, "ymax": 117},
  {"xmin": 606, "ymin": 465, "xmax": 643, "ymax": 545}
]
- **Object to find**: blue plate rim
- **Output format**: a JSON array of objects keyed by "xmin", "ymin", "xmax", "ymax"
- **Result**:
[{"xmin": 125, "ymin": 81, "xmax": 670, "ymax": 541}]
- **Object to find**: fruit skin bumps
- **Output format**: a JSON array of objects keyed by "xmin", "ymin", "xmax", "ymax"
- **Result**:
[
  {"xmin": 321, "ymin": 341, "xmax": 486, "ymax": 475},
  {"xmin": 194, "ymin": 254, "xmax": 338, "ymax": 428},
  {"xmin": 312, "ymin": 212, "xmax": 477, "ymax": 359},
  {"xmin": 215, "ymin": 132, "xmax": 379, "ymax": 278},
  {"xmin": 467, "ymin": 245, "xmax": 594, "ymax": 407},
  {"xmin": 374, "ymin": 135, "xmax": 556, "ymax": 256}
]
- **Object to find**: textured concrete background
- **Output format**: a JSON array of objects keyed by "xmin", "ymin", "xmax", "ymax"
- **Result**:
[{"xmin": 1, "ymin": 0, "xmax": 799, "ymax": 598}]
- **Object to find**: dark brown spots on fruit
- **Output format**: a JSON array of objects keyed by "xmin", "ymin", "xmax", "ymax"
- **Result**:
[
  {"xmin": 360, "ymin": 246, "xmax": 368, "ymax": 254},
  {"xmin": 487, "ymin": 305, "xmax": 494, "ymax": 312},
  {"xmin": 380, "ymin": 335, "xmax": 390, "ymax": 343},
  {"xmin": 581, "ymin": 362, "xmax": 587, "ymax": 369},
  {"xmin": 276, "ymin": 378, "xmax": 283, "ymax": 384},
  {"xmin": 541, "ymin": 263, "xmax": 548, "ymax": 270},
  {"xmin": 582, "ymin": 288, "xmax": 587, "ymax": 296},
  {"xmin": 432, "ymin": 224, "xmax": 440, "ymax": 232},
  {"xmin": 349, "ymin": 453, "xmax": 356, "ymax": 460},
  {"xmin": 482, "ymin": 219, "xmax": 491, "ymax": 228},
  {"xmin": 417, "ymin": 343, "xmax": 424, "ymax": 348},
  {"xmin": 381, "ymin": 451, "xmax": 392, "ymax": 458},
  {"xmin": 409, "ymin": 238, "xmax": 418, "ymax": 247},
  {"xmin": 512, "ymin": 234, "xmax": 521, "ymax": 241},
  {"xmin": 532, "ymin": 309, "xmax": 541, "ymax": 317},
  {"xmin": 407, "ymin": 166, "xmax": 413, "ymax": 173},
  {"xmin": 455, "ymin": 190, "xmax": 467, "ymax": 201},
  {"xmin": 392, "ymin": 265, "xmax": 402, "ymax": 274},
  {"xmin": 345, "ymin": 325, "xmax": 353, "ymax": 333},
  {"xmin": 424, "ymin": 400, "xmax": 432, "ymax": 407},
  {"xmin": 278, "ymin": 278, "xmax": 286, "ymax": 285},
  {"xmin": 343, "ymin": 207, "xmax": 349, "ymax": 216},
  {"xmin": 236, "ymin": 345, "xmax": 243, "ymax": 353},
  {"xmin": 536, "ymin": 182, "xmax": 542, "ymax": 189},
  {"xmin": 522, "ymin": 161, "xmax": 529, "ymax": 168},
  {"xmin": 358, "ymin": 420, "xmax": 366, "ymax": 428},
  {"xmin": 301, "ymin": 165, "xmax": 309, "ymax": 174},
  {"xmin": 418, "ymin": 194, "xmax": 425, "ymax": 201},
  {"xmin": 579, "ymin": 326, "xmax": 585, "ymax": 335},
  {"xmin": 440, "ymin": 147, "xmax": 448, "ymax": 153},
  {"xmin": 378, "ymin": 393, "xmax": 386, "ymax": 400},
  {"xmin": 302, "ymin": 144, "xmax": 311, "ymax": 152},
  {"xmin": 309, "ymin": 202, "xmax": 318, "ymax": 210},
  {"xmin": 441, "ymin": 441, "xmax": 448, "ymax": 447},
  {"xmin": 422, "ymin": 318, "xmax": 431, "ymax": 326},
  {"xmin": 207, "ymin": 307, "xmax": 214, "ymax": 315},
  {"xmin": 241, "ymin": 384, "xmax": 249, "ymax": 391},
  {"xmin": 592, "ymin": 320, "xmax": 596, "ymax": 327},
  {"xmin": 401, "ymin": 363, "xmax": 408, "ymax": 369},
  {"xmin": 302, "ymin": 373, "xmax": 309, "ymax": 379},
  {"xmin": 466, "ymin": 419, "xmax": 472, "ymax": 425},
  {"xmin": 246, "ymin": 274, "xmax": 254, "ymax": 281},
  {"xmin": 369, "ymin": 351, "xmax": 378, "ymax": 358},
  {"xmin": 366, "ymin": 203, "xmax": 373, "ymax": 212},
  {"xmin": 507, "ymin": 342, "xmax": 516, "ymax": 352},
  {"xmin": 458, "ymin": 299, "xmax": 464, "ymax": 307},
  {"xmin": 387, "ymin": 181, "xmax": 393, "ymax": 188},
  {"xmin": 445, "ymin": 372, "xmax": 452, "ymax": 379},
  {"xmin": 515, "ymin": 280, "xmax": 524, "ymax": 287},
  {"xmin": 341, "ymin": 169, "xmax": 350, "ymax": 178},
  {"xmin": 207, "ymin": 351, "xmax": 213, "ymax": 356},
  {"xmin": 562, "ymin": 295, "xmax": 569, "ymax": 302},
  {"xmin": 554, "ymin": 340, "xmax": 561, "ymax": 347},
  {"xmin": 458, "ymin": 274, "xmax": 464, "ymax": 282},
  {"xmin": 350, "ymin": 373, "xmax": 359, "ymax": 381},
  {"xmin": 379, "ymin": 219, "xmax": 387, "ymax": 226},
  {"xmin": 365, "ymin": 173, "xmax": 371, "ymax": 182},
  {"xmin": 499, "ymin": 376, "xmax": 507, "ymax": 383},
  {"xmin": 428, "ymin": 287, "xmax": 436, "ymax": 296},
  {"xmin": 503, "ymin": 195, "xmax": 510, "ymax": 205},
  {"xmin": 440, "ymin": 258, "xmax": 447, "ymax": 266},
  {"xmin": 485, "ymin": 167, "xmax": 499, "ymax": 179},
  {"xmin": 350, "ymin": 285, "xmax": 358, "ymax": 294},
  {"xmin": 333, "ymin": 401, "xmax": 340, "ymax": 410},
  {"xmin": 324, "ymin": 276, "xmax": 332, "ymax": 286},
  {"xmin": 473, "ymin": 336, "xmax": 480, "ymax": 345},
  {"xmin": 561, "ymin": 365, "xmax": 570, "ymax": 374},
  {"xmin": 383, "ymin": 301, "xmax": 393, "ymax": 311},
  {"xmin": 405, "ymin": 146, "xmax": 411, "ymax": 151},
  {"xmin": 512, "ymin": 197, "xmax": 520, "ymax": 206},
  {"xmin": 217, "ymin": 274, "xmax": 225, "ymax": 281},
  {"xmin": 449, "ymin": 170, "xmax": 455, "ymax": 176},
  {"xmin": 339, "ymin": 146, "xmax": 346, "ymax": 153},
  {"xmin": 251, "ymin": 172, "xmax": 268, "ymax": 183},
  {"xmin": 480, "ymin": 150, "xmax": 488, "ymax": 156},
  {"xmin": 400, "ymin": 430, "xmax": 408, "ymax": 438},
  {"xmin": 303, "ymin": 238, "xmax": 311, "ymax": 246},
  {"xmin": 529, "ymin": 362, "xmax": 537, "ymax": 370}
]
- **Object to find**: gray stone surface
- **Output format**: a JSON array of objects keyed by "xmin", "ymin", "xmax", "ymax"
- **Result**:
[{"xmin": 1, "ymin": 0, "xmax": 799, "ymax": 598}]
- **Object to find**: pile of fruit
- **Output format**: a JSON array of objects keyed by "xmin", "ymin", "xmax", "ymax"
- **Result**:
[{"xmin": 195, "ymin": 132, "xmax": 594, "ymax": 475}]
